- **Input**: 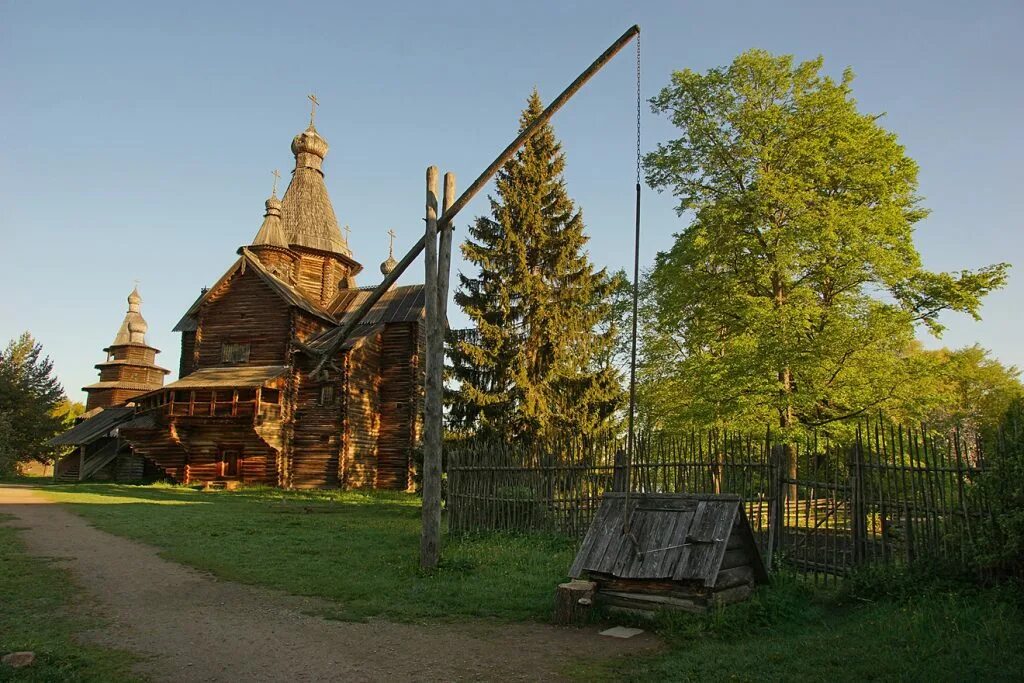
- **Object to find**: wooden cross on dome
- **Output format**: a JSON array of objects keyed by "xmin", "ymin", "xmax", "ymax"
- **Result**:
[
  {"xmin": 308, "ymin": 93, "xmax": 319, "ymax": 126},
  {"xmin": 271, "ymin": 169, "xmax": 280, "ymax": 196},
  {"xmin": 343, "ymin": 225, "xmax": 352, "ymax": 244},
  {"xmin": 387, "ymin": 228, "xmax": 396, "ymax": 257}
]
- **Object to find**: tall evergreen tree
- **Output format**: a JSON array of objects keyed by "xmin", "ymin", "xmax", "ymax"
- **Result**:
[
  {"xmin": 0, "ymin": 332, "xmax": 66, "ymax": 474},
  {"xmin": 449, "ymin": 91, "xmax": 622, "ymax": 442}
]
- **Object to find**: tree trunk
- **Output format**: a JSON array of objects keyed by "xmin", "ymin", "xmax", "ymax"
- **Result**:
[{"xmin": 554, "ymin": 580, "xmax": 596, "ymax": 626}]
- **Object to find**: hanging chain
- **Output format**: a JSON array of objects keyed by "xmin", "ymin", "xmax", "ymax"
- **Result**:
[{"xmin": 636, "ymin": 32, "xmax": 642, "ymax": 186}]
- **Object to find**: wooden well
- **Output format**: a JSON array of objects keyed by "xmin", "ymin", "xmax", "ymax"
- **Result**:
[{"xmin": 568, "ymin": 493, "xmax": 768, "ymax": 616}]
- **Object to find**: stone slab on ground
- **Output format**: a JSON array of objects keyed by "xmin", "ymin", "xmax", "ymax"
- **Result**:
[{"xmin": 600, "ymin": 626, "xmax": 646, "ymax": 639}]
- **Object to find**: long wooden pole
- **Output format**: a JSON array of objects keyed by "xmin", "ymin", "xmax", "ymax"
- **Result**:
[
  {"xmin": 421, "ymin": 172, "xmax": 456, "ymax": 570},
  {"xmin": 421, "ymin": 166, "xmax": 441, "ymax": 569},
  {"xmin": 312, "ymin": 24, "xmax": 641, "ymax": 373}
]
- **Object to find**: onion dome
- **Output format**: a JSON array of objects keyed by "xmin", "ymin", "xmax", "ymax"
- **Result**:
[
  {"xmin": 380, "ymin": 254, "xmax": 398, "ymax": 276},
  {"xmin": 111, "ymin": 286, "xmax": 149, "ymax": 346},
  {"xmin": 291, "ymin": 124, "xmax": 329, "ymax": 171},
  {"xmin": 251, "ymin": 192, "xmax": 289, "ymax": 249}
]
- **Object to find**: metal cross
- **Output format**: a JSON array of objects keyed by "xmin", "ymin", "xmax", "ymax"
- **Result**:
[
  {"xmin": 343, "ymin": 224, "xmax": 352, "ymax": 243},
  {"xmin": 387, "ymin": 228, "xmax": 396, "ymax": 256},
  {"xmin": 308, "ymin": 93, "xmax": 319, "ymax": 125},
  {"xmin": 271, "ymin": 169, "xmax": 280, "ymax": 196}
]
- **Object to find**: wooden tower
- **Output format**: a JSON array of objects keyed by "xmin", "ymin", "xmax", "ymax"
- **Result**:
[{"xmin": 82, "ymin": 287, "xmax": 169, "ymax": 410}]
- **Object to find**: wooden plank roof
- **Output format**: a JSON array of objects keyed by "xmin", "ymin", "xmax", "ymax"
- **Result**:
[
  {"xmin": 329, "ymin": 285, "xmax": 425, "ymax": 325},
  {"xmin": 49, "ymin": 405, "xmax": 135, "ymax": 446},
  {"xmin": 569, "ymin": 493, "xmax": 766, "ymax": 588},
  {"xmin": 159, "ymin": 365, "xmax": 288, "ymax": 390}
]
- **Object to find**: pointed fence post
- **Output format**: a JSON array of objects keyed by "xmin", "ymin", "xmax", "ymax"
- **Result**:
[{"xmin": 421, "ymin": 166, "xmax": 442, "ymax": 570}]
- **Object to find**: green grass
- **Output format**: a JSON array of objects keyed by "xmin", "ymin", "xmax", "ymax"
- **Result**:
[
  {"xmin": 0, "ymin": 516, "xmax": 137, "ymax": 682},
  {"xmin": 577, "ymin": 575, "xmax": 1024, "ymax": 682},
  {"xmin": 27, "ymin": 483, "xmax": 1024, "ymax": 681},
  {"xmin": 39, "ymin": 483, "xmax": 575, "ymax": 622}
]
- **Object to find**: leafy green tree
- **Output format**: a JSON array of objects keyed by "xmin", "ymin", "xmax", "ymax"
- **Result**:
[
  {"xmin": 449, "ymin": 91, "xmax": 622, "ymax": 442},
  {"xmin": 641, "ymin": 51, "xmax": 1008, "ymax": 480},
  {"xmin": 0, "ymin": 333, "xmax": 67, "ymax": 474}
]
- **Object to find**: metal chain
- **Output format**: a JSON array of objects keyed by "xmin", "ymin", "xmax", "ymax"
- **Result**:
[{"xmin": 636, "ymin": 32, "xmax": 642, "ymax": 185}]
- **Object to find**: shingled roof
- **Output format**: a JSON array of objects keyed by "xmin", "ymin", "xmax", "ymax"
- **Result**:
[
  {"xmin": 49, "ymin": 405, "xmax": 135, "ymax": 447},
  {"xmin": 280, "ymin": 124, "xmax": 354, "ymax": 259}
]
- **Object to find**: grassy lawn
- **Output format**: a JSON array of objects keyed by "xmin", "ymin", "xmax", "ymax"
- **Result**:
[
  {"xmin": 579, "ymin": 576, "xmax": 1024, "ymax": 682},
  {"xmin": 29, "ymin": 483, "xmax": 1024, "ymax": 681},
  {"xmin": 0, "ymin": 517, "xmax": 137, "ymax": 682},
  {"xmin": 39, "ymin": 483, "xmax": 575, "ymax": 623}
]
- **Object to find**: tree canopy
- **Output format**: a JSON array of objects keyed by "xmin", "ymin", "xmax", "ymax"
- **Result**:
[
  {"xmin": 0, "ymin": 332, "xmax": 67, "ymax": 474},
  {"xmin": 640, "ymin": 50, "xmax": 1008, "ymax": 442},
  {"xmin": 449, "ymin": 91, "xmax": 622, "ymax": 442}
]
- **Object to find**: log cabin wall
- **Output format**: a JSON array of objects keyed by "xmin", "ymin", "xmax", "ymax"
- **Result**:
[
  {"xmin": 193, "ymin": 269, "xmax": 292, "ymax": 369},
  {"xmin": 290, "ymin": 353, "xmax": 347, "ymax": 489},
  {"xmin": 343, "ymin": 333, "xmax": 382, "ymax": 488},
  {"xmin": 173, "ymin": 423, "xmax": 277, "ymax": 484},
  {"xmin": 179, "ymin": 331, "xmax": 196, "ymax": 378},
  {"xmin": 377, "ymin": 322, "xmax": 419, "ymax": 490},
  {"xmin": 98, "ymin": 365, "xmax": 166, "ymax": 385},
  {"xmin": 120, "ymin": 423, "xmax": 189, "ymax": 482}
]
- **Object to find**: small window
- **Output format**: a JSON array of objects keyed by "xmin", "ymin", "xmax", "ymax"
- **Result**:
[
  {"xmin": 221, "ymin": 343, "xmax": 250, "ymax": 364},
  {"xmin": 319, "ymin": 385, "xmax": 335, "ymax": 406},
  {"xmin": 261, "ymin": 388, "xmax": 280, "ymax": 404}
]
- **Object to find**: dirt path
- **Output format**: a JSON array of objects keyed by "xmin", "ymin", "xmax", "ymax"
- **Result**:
[{"xmin": 0, "ymin": 485, "xmax": 655, "ymax": 681}]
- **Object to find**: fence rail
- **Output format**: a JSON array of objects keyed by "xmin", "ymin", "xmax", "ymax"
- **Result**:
[{"xmin": 446, "ymin": 420, "xmax": 991, "ymax": 581}]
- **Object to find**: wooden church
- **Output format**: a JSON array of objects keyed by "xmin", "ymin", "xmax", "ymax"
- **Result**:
[{"xmin": 54, "ymin": 107, "xmax": 426, "ymax": 490}]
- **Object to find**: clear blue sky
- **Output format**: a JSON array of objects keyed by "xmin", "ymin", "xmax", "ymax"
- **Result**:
[{"xmin": 1, "ymin": 0, "xmax": 1021, "ymax": 403}]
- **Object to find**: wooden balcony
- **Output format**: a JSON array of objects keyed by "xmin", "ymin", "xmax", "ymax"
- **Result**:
[{"xmin": 137, "ymin": 387, "xmax": 282, "ymax": 422}]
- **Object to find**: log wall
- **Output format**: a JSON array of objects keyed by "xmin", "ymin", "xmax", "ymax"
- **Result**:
[
  {"xmin": 343, "ymin": 333, "xmax": 381, "ymax": 488},
  {"xmin": 290, "ymin": 352, "xmax": 347, "ymax": 489},
  {"xmin": 377, "ymin": 322, "xmax": 418, "ymax": 490},
  {"xmin": 179, "ymin": 331, "xmax": 196, "ymax": 377},
  {"xmin": 194, "ymin": 269, "xmax": 292, "ymax": 368},
  {"xmin": 174, "ymin": 423, "xmax": 277, "ymax": 485}
]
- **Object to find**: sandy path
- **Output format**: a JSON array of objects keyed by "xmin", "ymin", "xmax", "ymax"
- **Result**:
[{"xmin": 0, "ymin": 485, "xmax": 655, "ymax": 682}]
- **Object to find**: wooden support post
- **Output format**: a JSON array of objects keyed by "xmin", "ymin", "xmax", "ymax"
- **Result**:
[{"xmin": 421, "ymin": 166, "xmax": 442, "ymax": 570}]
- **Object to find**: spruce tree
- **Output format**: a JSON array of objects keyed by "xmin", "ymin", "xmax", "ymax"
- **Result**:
[
  {"xmin": 0, "ymin": 332, "xmax": 66, "ymax": 474},
  {"xmin": 449, "ymin": 91, "xmax": 622, "ymax": 443}
]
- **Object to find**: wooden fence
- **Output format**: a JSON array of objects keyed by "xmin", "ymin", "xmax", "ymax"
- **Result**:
[{"xmin": 445, "ymin": 420, "xmax": 990, "ymax": 581}]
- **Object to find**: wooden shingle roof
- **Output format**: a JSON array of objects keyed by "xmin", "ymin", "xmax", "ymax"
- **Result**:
[
  {"xmin": 49, "ymin": 406, "xmax": 135, "ymax": 447},
  {"xmin": 569, "ymin": 493, "xmax": 768, "ymax": 588},
  {"xmin": 159, "ymin": 365, "xmax": 289, "ymax": 390},
  {"xmin": 330, "ymin": 285, "xmax": 426, "ymax": 325}
]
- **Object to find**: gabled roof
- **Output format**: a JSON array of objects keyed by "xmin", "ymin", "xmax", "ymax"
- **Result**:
[
  {"xmin": 172, "ymin": 249, "xmax": 335, "ymax": 333},
  {"xmin": 49, "ymin": 405, "xmax": 135, "ymax": 447},
  {"xmin": 569, "ymin": 493, "xmax": 768, "ymax": 587}
]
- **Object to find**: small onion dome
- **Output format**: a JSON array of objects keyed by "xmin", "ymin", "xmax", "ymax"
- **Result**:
[
  {"xmin": 251, "ymin": 194, "xmax": 289, "ymax": 248},
  {"xmin": 291, "ymin": 124, "xmax": 329, "ymax": 160},
  {"xmin": 380, "ymin": 254, "xmax": 398, "ymax": 276},
  {"xmin": 127, "ymin": 286, "xmax": 142, "ymax": 311},
  {"xmin": 128, "ymin": 315, "xmax": 148, "ymax": 343}
]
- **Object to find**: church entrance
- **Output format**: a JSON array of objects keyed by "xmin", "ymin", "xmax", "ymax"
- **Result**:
[{"xmin": 218, "ymin": 447, "xmax": 243, "ymax": 480}]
